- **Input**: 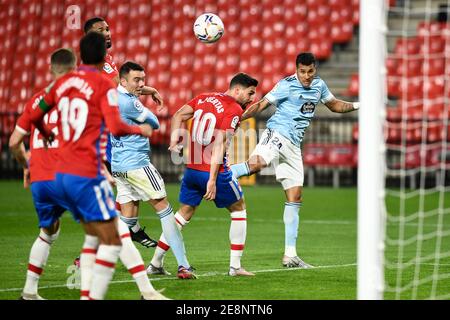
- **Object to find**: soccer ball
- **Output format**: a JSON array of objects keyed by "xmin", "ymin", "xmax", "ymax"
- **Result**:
[{"xmin": 193, "ymin": 13, "xmax": 224, "ymax": 44}]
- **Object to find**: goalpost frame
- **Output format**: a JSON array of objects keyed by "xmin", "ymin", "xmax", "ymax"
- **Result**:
[{"xmin": 357, "ymin": 0, "xmax": 387, "ymax": 300}]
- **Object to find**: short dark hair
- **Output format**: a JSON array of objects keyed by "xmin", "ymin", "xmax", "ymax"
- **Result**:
[
  {"xmin": 119, "ymin": 61, "xmax": 145, "ymax": 79},
  {"xmin": 50, "ymin": 48, "xmax": 76, "ymax": 68},
  {"xmin": 296, "ymin": 52, "xmax": 316, "ymax": 67},
  {"xmin": 79, "ymin": 32, "xmax": 106, "ymax": 65},
  {"xmin": 84, "ymin": 17, "xmax": 105, "ymax": 34},
  {"xmin": 229, "ymin": 72, "xmax": 258, "ymax": 89}
]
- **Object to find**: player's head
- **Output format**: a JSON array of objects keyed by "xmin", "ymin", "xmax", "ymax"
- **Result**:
[
  {"xmin": 227, "ymin": 73, "xmax": 258, "ymax": 109},
  {"xmin": 296, "ymin": 52, "xmax": 317, "ymax": 88},
  {"xmin": 80, "ymin": 32, "xmax": 106, "ymax": 68},
  {"xmin": 50, "ymin": 48, "xmax": 76, "ymax": 79},
  {"xmin": 119, "ymin": 61, "xmax": 145, "ymax": 96},
  {"xmin": 84, "ymin": 17, "xmax": 112, "ymax": 49}
]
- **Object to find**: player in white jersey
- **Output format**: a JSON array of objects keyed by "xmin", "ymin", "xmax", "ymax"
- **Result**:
[
  {"xmin": 231, "ymin": 53, "xmax": 360, "ymax": 268},
  {"xmin": 111, "ymin": 61, "xmax": 195, "ymax": 279}
]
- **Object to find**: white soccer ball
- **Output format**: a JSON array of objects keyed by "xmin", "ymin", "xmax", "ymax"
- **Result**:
[{"xmin": 193, "ymin": 13, "xmax": 224, "ymax": 44}]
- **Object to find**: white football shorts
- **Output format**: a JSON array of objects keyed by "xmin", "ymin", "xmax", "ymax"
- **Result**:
[
  {"xmin": 250, "ymin": 128, "xmax": 304, "ymax": 189},
  {"xmin": 113, "ymin": 163, "xmax": 167, "ymax": 204}
]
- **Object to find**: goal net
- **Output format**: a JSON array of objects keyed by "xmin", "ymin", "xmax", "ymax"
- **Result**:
[{"xmin": 358, "ymin": 0, "xmax": 450, "ymax": 299}]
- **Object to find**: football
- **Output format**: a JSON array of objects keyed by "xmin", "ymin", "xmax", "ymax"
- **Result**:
[{"xmin": 193, "ymin": 13, "xmax": 224, "ymax": 44}]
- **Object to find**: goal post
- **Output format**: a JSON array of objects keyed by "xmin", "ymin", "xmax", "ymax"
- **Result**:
[{"xmin": 357, "ymin": 0, "xmax": 387, "ymax": 300}]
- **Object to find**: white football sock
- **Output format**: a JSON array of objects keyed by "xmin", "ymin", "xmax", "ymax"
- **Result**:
[
  {"xmin": 80, "ymin": 235, "xmax": 99, "ymax": 300},
  {"xmin": 117, "ymin": 219, "xmax": 155, "ymax": 294},
  {"xmin": 229, "ymin": 210, "xmax": 247, "ymax": 269},
  {"xmin": 89, "ymin": 244, "xmax": 121, "ymax": 300},
  {"xmin": 23, "ymin": 228, "xmax": 59, "ymax": 295}
]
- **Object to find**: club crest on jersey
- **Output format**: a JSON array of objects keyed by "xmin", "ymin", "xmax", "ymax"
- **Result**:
[
  {"xmin": 103, "ymin": 63, "xmax": 114, "ymax": 74},
  {"xmin": 300, "ymin": 101, "xmax": 316, "ymax": 113},
  {"xmin": 133, "ymin": 99, "xmax": 144, "ymax": 112}
]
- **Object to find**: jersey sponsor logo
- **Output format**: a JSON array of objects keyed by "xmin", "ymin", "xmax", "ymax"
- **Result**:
[
  {"xmin": 230, "ymin": 116, "xmax": 240, "ymax": 129},
  {"xmin": 103, "ymin": 63, "xmax": 114, "ymax": 74},
  {"xmin": 112, "ymin": 141, "xmax": 124, "ymax": 148},
  {"xmin": 300, "ymin": 101, "xmax": 316, "ymax": 113},
  {"xmin": 285, "ymin": 76, "xmax": 296, "ymax": 82},
  {"xmin": 107, "ymin": 88, "xmax": 118, "ymax": 106},
  {"xmin": 112, "ymin": 171, "xmax": 128, "ymax": 178}
]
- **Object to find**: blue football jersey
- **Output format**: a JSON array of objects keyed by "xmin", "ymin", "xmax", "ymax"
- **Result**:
[
  {"xmin": 111, "ymin": 85, "xmax": 160, "ymax": 172},
  {"xmin": 265, "ymin": 74, "xmax": 334, "ymax": 146}
]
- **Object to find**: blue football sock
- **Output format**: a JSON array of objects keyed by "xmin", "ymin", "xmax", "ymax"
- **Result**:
[
  {"xmin": 283, "ymin": 202, "xmax": 301, "ymax": 256},
  {"xmin": 231, "ymin": 162, "xmax": 250, "ymax": 179},
  {"xmin": 157, "ymin": 204, "xmax": 190, "ymax": 268}
]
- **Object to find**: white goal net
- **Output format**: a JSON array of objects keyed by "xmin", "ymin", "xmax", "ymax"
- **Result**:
[{"xmin": 358, "ymin": 0, "xmax": 450, "ymax": 300}]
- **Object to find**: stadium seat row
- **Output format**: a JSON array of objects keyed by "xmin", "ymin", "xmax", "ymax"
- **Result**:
[{"xmin": 0, "ymin": 0, "xmax": 361, "ymax": 124}]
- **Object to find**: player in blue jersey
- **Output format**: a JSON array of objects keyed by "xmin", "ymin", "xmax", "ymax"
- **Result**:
[
  {"xmin": 231, "ymin": 53, "xmax": 360, "ymax": 268},
  {"xmin": 111, "ymin": 61, "xmax": 195, "ymax": 279}
]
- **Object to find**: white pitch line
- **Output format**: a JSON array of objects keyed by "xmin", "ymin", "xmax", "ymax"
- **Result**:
[{"xmin": 0, "ymin": 263, "xmax": 356, "ymax": 293}]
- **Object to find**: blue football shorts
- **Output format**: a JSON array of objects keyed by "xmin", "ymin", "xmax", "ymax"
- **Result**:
[
  {"xmin": 55, "ymin": 173, "xmax": 117, "ymax": 223},
  {"xmin": 179, "ymin": 168, "xmax": 243, "ymax": 208},
  {"xmin": 30, "ymin": 180, "xmax": 69, "ymax": 228}
]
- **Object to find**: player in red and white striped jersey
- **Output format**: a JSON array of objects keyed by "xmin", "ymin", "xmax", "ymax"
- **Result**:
[
  {"xmin": 30, "ymin": 32, "xmax": 156, "ymax": 300},
  {"xmin": 9, "ymin": 48, "xmax": 76, "ymax": 300}
]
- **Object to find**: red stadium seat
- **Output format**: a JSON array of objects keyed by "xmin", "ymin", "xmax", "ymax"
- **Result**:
[
  {"xmin": 394, "ymin": 37, "xmax": 420, "ymax": 55},
  {"xmin": 419, "ymin": 36, "xmax": 445, "ymax": 54},
  {"xmin": 387, "ymin": 75, "xmax": 400, "ymax": 97},
  {"xmin": 310, "ymin": 38, "xmax": 332, "ymax": 60},
  {"xmin": 422, "ymin": 58, "xmax": 445, "ymax": 76},
  {"xmin": 397, "ymin": 57, "xmax": 422, "ymax": 76},
  {"xmin": 423, "ymin": 76, "xmax": 445, "ymax": 100},
  {"xmin": 327, "ymin": 144, "xmax": 357, "ymax": 167},
  {"xmin": 344, "ymin": 73, "xmax": 359, "ymax": 97},
  {"xmin": 303, "ymin": 143, "xmax": 329, "ymax": 166},
  {"xmin": 417, "ymin": 21, "xmax": 443, "ymax": 38}
]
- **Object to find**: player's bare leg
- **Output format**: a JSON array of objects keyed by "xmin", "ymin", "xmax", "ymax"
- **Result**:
[
  {"xmin": 21, "ymin": 220, "xmax": 60, "ymax": 300},
  {"xmin": 282, "ymin": 186, "xmax": 312, "ymax": 269},
  {"xmin": 80, "ymin": 218, "xmax": 122, "ymax": 300},
  {"xmin": 227, "ymin": 198, "xmax": 254, "ymax": 276},
  {"xmin": 148, "ymin": 198, "xmax": 196, "ymax": 279},
  {"xmin": 231, "ymin": 155, "xmax": 267, "ymax": 179},
  {"xmin": 149, "ymin": 204, "xmax": 195, "ymax": 275},
  {"xmin": 120, "ymin": 201, "xmax": 157, "ymax": 248}
]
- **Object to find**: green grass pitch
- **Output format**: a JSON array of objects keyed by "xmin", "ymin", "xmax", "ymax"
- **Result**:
[{"xmin": 0, "ymin": 180, "xmax": 448, "ymax": 300}]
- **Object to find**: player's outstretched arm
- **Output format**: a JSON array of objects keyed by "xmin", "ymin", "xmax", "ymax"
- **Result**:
[
  {"xmin": 325, "ymin": 98, "xmax": 360, "ymax": 113},
  {"xmin": 241, "ymin": 98, "xmax": 271, "ymax": 121},
  {"xmin": 140, "ymin": 86, "xmax": 164, "ymax": 108},
  {"xmin": 169, "ymin": 104, "xmax": 194, "ymax": 152}
]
